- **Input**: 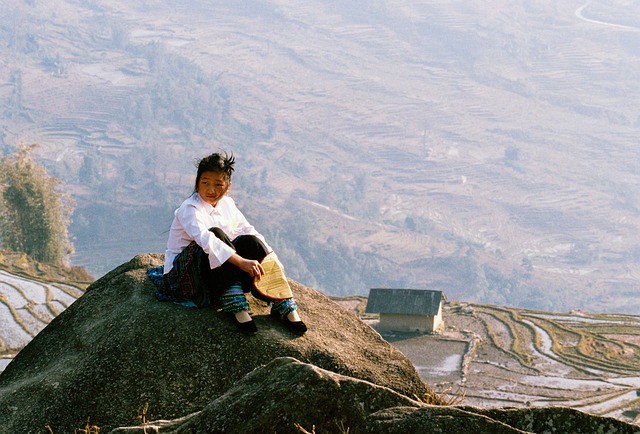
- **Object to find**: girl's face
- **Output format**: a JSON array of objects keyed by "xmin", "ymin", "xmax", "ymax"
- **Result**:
[{"xmin": 197, "ymin": 171, "xmax": 230, "ymax": 206}]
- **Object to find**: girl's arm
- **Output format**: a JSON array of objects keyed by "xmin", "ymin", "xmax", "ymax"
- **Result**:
[
  {"xmin": 227, "ymin": 253, "xmax": 265, "ymax": 278},
  {"xmin": 176, "ymin": 204, "xmax": 235, "ymax": 269},
  {"xmin": 228, "ymin": 200, "xmax": 273, "ymax": 253}
]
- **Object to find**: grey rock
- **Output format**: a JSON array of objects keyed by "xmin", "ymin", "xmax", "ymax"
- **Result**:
[
  {"xmin": 368, "ymin": 405, "xmax": 640, "ymax": 433},
  {"xmin": 109, "ymin": 356, "xmax": 425, "ymax": 434},
  {"xmin": 0, "ymin": 254, "xmax": 426, "ymax": 433},
  {"xmin": 109, "ymin": 358, "xmax": 639, "ymax": 434},
  {"xmin": 468, "ymin": 406, "xmax": 640, "ymax": 434},
  {"xmin": 367, "ymin": 406, "xmax": 532, "ymax": 434}
]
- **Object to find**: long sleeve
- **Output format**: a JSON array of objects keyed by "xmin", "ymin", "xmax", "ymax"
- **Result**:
[
  {"xmin": 164, "ymin": 194, "xmax": 272, "ymax": 273},
  {"xmin": 224, "ymin": 203, "xmax": 272, "ymax": 253},
  {"xmin": 174, "ymin": 203, "xmax": 236, "ymax": 269}
]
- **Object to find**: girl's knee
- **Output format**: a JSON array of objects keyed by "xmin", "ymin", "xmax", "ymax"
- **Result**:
[{"xmin": 233, "ymin": 235, "xmax": 269, "ymax": 258}]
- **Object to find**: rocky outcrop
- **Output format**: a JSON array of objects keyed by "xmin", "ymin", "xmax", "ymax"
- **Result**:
[
  {"xmin": 1, "ymin": 254, "xmax": 638, "ymax": 433},
  {"xmin": 368, "ymin": 405, "xmax": 639, "ymax": 434},
  {"xmin": 110, "ymin": 357, "xmax": 639, "ymax": 434},
  {"xmin": 109, "ymin": 356, "xmax": 425, "ymax": 434},
  {"xmin": 0, "ymin": 254, "xmax": 426, "ymax": 433}
]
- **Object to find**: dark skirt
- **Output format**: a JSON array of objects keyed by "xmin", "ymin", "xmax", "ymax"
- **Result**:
[{"xmin": 153, "ymin": 228, "xmax": 271, "ymax": 308}]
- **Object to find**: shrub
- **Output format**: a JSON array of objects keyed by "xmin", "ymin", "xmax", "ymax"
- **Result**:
[{"xmin": 0, "ymin": 144, "xmax": 74, "ymax": 265}]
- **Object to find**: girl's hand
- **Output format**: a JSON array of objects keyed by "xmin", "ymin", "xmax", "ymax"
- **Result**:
[
  {"xmin": 229, "ymin": 253, "xmax": 265, "ymax": 279},
  {"xmin": 241, "ymin": 257, "xmax": 265, "ymax": 279}
]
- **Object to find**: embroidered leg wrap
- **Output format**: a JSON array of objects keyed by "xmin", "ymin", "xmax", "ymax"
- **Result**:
[
  {"xmin": 220, "ymin": 282, "xmax": 250, "ymax": 313},
  {"xmin": 271, "ymin": 298, "xmax": 298, "ymax": 318}
]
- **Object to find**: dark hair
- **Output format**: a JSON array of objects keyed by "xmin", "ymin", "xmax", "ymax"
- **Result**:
[{"xmin": 193, "ymin": 152, "xmax": 235, "ymax": 192}]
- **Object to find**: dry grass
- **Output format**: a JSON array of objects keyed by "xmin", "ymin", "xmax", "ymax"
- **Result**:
[
  {"xmin": 45, "ymin": 418, "xmax": 100, "ymax": 434},
  {"xmin": 137, "ymin": 402, "xmax": 151, "ymax": 434},
  {"xmin": 295, "ymin": 421, "xmax": 350, "ymax": 434},
  {"xmin": 45, "ymin": 418, "xmax": 101, "ymax": 434},
  {"xmin": 74, "ymin": 418, "xmax": 101, "ymax": 434},
  {"xmin": 417, "ymin": 385, "xmax": 466, "ymax": 406},
  {"xmin": 295, "ymin": 423, "xmax": 317, "ymax": 433},
  {"xmin": 45, "ymin": 404, "xmax": 153, "ymax": 434}
]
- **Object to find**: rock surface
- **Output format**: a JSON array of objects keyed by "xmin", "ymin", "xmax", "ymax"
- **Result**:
[
  {"xmin": 1, "ymin": 254, "xmax": 638, "ymax": 433},
  {"xmin": 110, "ymin": 357, "xmax": 639, "ymax": 434},
  {"xmin": 109, "ymin": 356, "xmax": 424, "ymax": 434},
  {"xmin": 368, "ymin": 405, "xmax": 639, "ymax": 434},
  {"xmin": 0, "ymin": 254, "xmax": 426, "ymax": 433}
]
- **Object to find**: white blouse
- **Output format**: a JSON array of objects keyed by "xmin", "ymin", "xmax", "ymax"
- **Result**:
[{"xmin": 164, "ymin": 193, "xmax": 271, "ymax": 273}]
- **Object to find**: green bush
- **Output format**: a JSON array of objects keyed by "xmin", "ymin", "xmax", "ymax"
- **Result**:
[{"xmin": 0, "ymin": 144, "xmax": 74, "ymax": 265}]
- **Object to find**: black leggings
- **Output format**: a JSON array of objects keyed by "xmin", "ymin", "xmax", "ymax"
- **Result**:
[{"xmin": 203, "ymin": 227, "xmax": 271, "ymax": 301}]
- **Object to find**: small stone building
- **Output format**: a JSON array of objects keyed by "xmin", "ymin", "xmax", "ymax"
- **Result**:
[{"xmin": 365, "ymin": 288, "xmax": 445, "ymax": 333}]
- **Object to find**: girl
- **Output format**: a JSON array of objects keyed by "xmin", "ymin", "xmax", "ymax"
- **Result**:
[{"xmin": 159, "ymin": 152, "xmax": 306, "ymax": 335}]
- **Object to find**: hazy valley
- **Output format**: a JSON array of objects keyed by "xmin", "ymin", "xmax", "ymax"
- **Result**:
[{"xmin": 1, "ymin": 0, "xmax": 640, "ymax": 312}]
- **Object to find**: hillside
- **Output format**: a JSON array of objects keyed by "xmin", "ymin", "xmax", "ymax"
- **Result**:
[
  {"xmin": 0, "ymin": 252, "xmax": 89, "ymax": 371},
  {"xmin": 1, "ymin": 0, "xmax": 640, "ymax": 312}
]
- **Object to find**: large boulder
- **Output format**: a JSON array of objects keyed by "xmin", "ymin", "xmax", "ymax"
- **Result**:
[
  {"xmin": 109, "ymin": 356, "xmax": 425, "ymax": 434},
  {"xmin": 367, "ymin": 406, "xmax": 639, "ymax": 434},
  {"xmin": 0, "ymin": 254, "xmax": 427, "ymax": 433},
  {"xmin": 111, "ymin": 357, "xmax": 640, "ymax": 434}
]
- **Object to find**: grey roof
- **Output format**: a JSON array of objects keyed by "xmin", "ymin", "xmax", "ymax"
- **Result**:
[{"xmin": 365, "ymin": 288, "xmax": 444, "ymax": 316}]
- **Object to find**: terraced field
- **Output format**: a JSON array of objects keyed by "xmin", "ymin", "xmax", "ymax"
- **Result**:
[
  {"xmin": 469, "ymin": 305, "xmax": 640, "ymax": 422},
  {"xmin": 379, "ymin": 302, "xmax": 640, "ymax": 425},
  {"xmin": 0, "ymin": 270, "xmax": 84, "ymax": 372}
]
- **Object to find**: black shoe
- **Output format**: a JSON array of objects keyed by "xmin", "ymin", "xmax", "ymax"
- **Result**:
[
  {"xmin": 271, "ymin": 311, "xmax": 307, "ymax": 335},
  {"xmin": 231, "ymin": 315, "xmax": 258, "ymax": 335}
]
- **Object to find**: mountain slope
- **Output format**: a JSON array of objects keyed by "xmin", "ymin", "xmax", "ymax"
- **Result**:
[{"xmin": 1, "ymin": 0, "xmax": 640, "ymax": 311}]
